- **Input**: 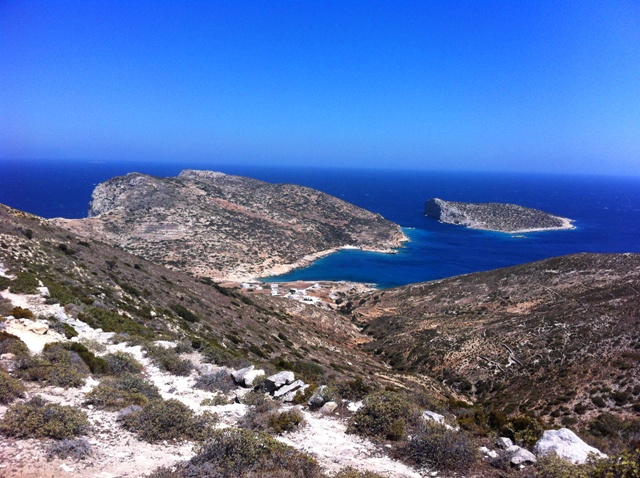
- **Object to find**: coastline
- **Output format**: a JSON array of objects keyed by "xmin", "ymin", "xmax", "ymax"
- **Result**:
[
  {"xmin": 446, "ymin": 215, "xmax": 576, "ymax": 234},
  {"xmin": 230, "ymin": 229, "xmax": 410, "ymax": 283}
]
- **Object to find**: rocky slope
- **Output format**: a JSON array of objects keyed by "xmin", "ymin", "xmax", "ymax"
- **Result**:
[
  {"xmin": 1, "ymin": 203, "xmax": 636, "ymax": 476},
  {"xmin": 53, "ymin": 170, "xmax": 407, "ymax": 281},
  {"xmin": 349, "ymin": 253, "xmax": 640, "ymax": 427},
  {"xmin": 425, "ymin": 198, "xmax": 574, "ymax": 233}
]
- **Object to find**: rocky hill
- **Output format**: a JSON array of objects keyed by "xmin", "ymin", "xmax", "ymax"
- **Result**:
[
  {"xmin": 53, "ymin": 170, "xmax": 407, "ymax": 281},
  {"xmin": 349, "ymin": 253, "xmax": 640, "ymax": 427},
  {"xmin": 2, "ymin": 203, "xmax": 638, "ymax": 477},
  {"xmin": 425, "ymin": 198, "xmax": 574, "ymax": 233}
]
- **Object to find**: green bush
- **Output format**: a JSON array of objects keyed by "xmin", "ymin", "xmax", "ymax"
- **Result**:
[
  {"xmin": 10, "ymin": 306, "xmax": 34, "ymax": 319},
  {"xmin": 0, "ymin": 331, "xmax": 30, "ymax": 358},
  {"xmin": 0, "ymin": 367, "xmax": 25, "ymax": 404},
  {"xmin": 403, "ymin": 421, "xmax": 478, "ymax": 472},
  {"xmin": 102, "ymin": 351, "xmax": 143, "ymax": 375},
  {"xmin": 78, "ymin": 307, "xmax": 152, "ymax": 338},
  {"xmin": 119, "ymin": 399, "xmax": 217, "ymax": 443},
  {"xmin": 16, "ymin": 344, "xmax": 89, "ymax": 388},
  {"xmin": 185, "ymin": 427, "xmax": 322, "ymax": 477},
  {"xmin": 170, "ymin": 303, "xmax": 200, "ymax": 323},
  {"xmin": 144, "ymin": 344, "xmax": 193, "ymax": 376},
  {"xmin": 46, "ymin": 342, "xmax": 110, "ymax": 375},
  {"xmin": 535, "ymin": 453, "xmax": 592, "ymax": 478},
  {"xmin": 0, "ymin": 396, "xmax": 89, "ymax": 439},
  {"xmin": 268, "ymin": 409, "xmax": 305, "ymax": 434},
  {"xmin": 347, "ymin": 391, "xmax": 418, "ymax": 441},
  {"xmin": 500, "ymin": 414, "xmax": 545, "ymax": 447},
  {"xmin": 85, "ymin": 373, "xmax": 160, "ymax": 410},
  {"xmin": 9, "ymin": 271, "xmax": 39, "ymax": 294},
  {"xmin": 336, "ymin": 377, "xmax": 374, "ymax": 401}
]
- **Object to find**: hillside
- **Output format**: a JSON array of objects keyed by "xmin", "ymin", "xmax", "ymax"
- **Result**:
[
  {"xmin": 2, "ymin": 203, "xmax": 639, "ymax": 477},
  {"xmin": 350, "ymin": 253, "xmax": 640, "ymax": 426},
  {"xmin": 53, "ymin": 170, "xmax": 407, "ymax": 281}
]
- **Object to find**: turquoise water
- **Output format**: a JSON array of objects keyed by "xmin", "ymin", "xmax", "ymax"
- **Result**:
[{"xmin": 1, "ymin": 160, "xmax": 639, "ymax": 288}]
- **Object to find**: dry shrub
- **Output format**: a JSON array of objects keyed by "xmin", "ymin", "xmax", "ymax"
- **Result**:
[
  {"xmin": 102, "ymin": 351, "xmax": 143, "ymax": 375},
  {"xmin": 194, "ymin": 370, "xmax": 235, "ymax": 393},
  {"xmin": 0, "ymin": 367, "xmax": 25, "ymax": 404},
  {"xmin": 119, "ymin": 398, "xmax": 217, "ymax": 443},
  {"xmin": 402, "ymin": 421, "xmax": 478, "ymax": 472},
  {"xmin": 0, "ymin": 331, "xmax": 29, "ymax": 358},
  {"xmin": 0, "ymin": 396, "xmax": 89, "ymax": 439},
  {"xmin": 347, "ymin": 391, "xmax": 418, "ymax": 441},
  {"xmin": 144, "ymin": 344, "xmax": 193, "ymax": 376},
  {"xmin": 46, "ymin": 438, "xmax": 93, "ymax": 461},
  {"xmin": 16, "ymin": 344, "xmax": 89, "ymax": 388},
  {"xmin": 85, "ymin": 373, "xmax": 160, "ymax": 410}
]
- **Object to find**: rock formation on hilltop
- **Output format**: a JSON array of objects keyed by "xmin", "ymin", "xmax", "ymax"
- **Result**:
[
  {"xmin": 53, "ymin": 170, "xmax": 407, "ymax": 281},
  {"xmin": 425, "ymin": 197, "xmax": 574, "ymax": 233}
]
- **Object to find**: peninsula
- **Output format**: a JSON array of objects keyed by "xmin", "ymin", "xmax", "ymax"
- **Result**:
[
  {"xmin": 53, "ymin": 170, "xmax": 407, "ymax": 281},
  {"xmin": 424, "ymin": 197, "xmax": 574, "ymax": 233}
]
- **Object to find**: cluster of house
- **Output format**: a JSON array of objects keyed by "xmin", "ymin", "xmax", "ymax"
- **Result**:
[{"xmin": 240, "ymin": 281, "xmax": 324, "ymax": 305}]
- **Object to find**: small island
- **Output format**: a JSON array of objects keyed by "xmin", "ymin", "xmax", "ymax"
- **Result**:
[{"xmin": 425, "ymin": 198, "xmax": 574, "ymax": 233}]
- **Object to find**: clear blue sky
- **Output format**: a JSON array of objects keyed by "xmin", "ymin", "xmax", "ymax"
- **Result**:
[{"xmin": 2, "ymin": 1, "xmax": 639, "ymax": 175}]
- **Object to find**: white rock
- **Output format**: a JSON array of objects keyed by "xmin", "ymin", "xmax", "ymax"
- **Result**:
[
  {"xmin": 264, "ymin": 371, "xmax": 295, "ymax": 393},
  {"xmin": 422, "ymin": 410, "xmax": 445, "ymax": 423},
  {"xmin": 496, "ymin": 437, "xmax": 514, "ymax": 449},
  {"xmin": 320, "ymin": 401, "xmax": 338, "ymax": 414},
  {"xmin": 507, "ymin": 445, "xmax": 537, "ymax": 465},
  {"xmin": 347, "ymin": 401, "xmax": 363, "ymax": 412},
  {"xmin": 25, "ymin": 320, "xmax": 49, "ymax": 335},
  {"xmin": 274, "ymin": 379, "xmax": 305, "ymax": 399},
  {"xmin": 535, "ymin": 428, "xmax": 607, "ymax": 464},
  {"xmin": 231, "ymin": 366, "xmax": 265, "ymax": 387},
  {"xmin": 282, "ymin": 384, "xmax": 309, "ymax": 402},
  {"xmin": 479, "ymin": 446, "xmax": 499, "ymax": 459}
]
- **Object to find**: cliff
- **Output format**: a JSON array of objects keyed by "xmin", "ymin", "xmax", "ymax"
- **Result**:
[
  {"xmin": 425, "ymin": 197, "xmax": 574, "ymax": 233},
  {"xmin": 53, "ymin": 170, "xmax": 407, "ymax": 281}
]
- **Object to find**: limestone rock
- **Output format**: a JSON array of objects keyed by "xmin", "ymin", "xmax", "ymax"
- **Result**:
[
  {"xmin": 506, "ymin": 445, "xmax": 537, "ymax": 465},
  {"xmin": 308, "ymin": 385, "xmax": 330, "ymax": 408},
  {"xmin": 479, "ymin": 446, "xmax": 499, "ymax": 459},
  {"xmin": 282, "ymin": 384, "xmax": 309, "ymax": 402},
  {"xmin": 264, "ymin": 371, "xmax": 295, "ymax": 393},
  {"xmin": 274, "ymin": 380, "xmax": 305, "ymax": 399},
  {"xmin": 534, "ymin": 428, "xmax": 607, "ymax": 464},
  {"xmin": 496, "ymin": 437, "xmax": 514, "ymax": 449},
  {"xmin": 320, "ymin": 401, "xmax": 338, "ymax": 414},
  {"xmin": 231, "ymin": 366, "xmax": 264, "ymax": 388},
  {"xmin": 422, "ymin": 411, "xmax": 445, "ymax": 424},
  {"xmin": 347, "ymin": 401, "xmax": 363, "ymax": 412},
  {"xmin": 25, "ymin": 320, "xmax": 49, "ymax": 335}
]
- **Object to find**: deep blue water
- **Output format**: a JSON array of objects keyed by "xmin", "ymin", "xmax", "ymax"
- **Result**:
[{"xmin": 1, "ymin": 159, "xmax": 639, "ymax": 288}]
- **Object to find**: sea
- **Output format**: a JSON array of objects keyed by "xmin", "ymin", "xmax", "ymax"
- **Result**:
[{"xmin": 1, "ymin": 159, "xmax": 639, "ymax": 288}]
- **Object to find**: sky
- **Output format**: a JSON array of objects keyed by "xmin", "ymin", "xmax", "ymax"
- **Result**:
[{"xmin": 1, "ymin": 1, "xmax": 640, "ymax": 175}]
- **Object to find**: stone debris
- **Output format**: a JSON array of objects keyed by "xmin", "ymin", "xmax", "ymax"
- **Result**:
[{"xmin": 231, "ymin": 365, "xmax": 265, "ymax": 388}]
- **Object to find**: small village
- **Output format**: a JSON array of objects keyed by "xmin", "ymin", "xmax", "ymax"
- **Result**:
[{"xmin": 217, "ymin": 280, "xmax": 376, "ymax": 309}]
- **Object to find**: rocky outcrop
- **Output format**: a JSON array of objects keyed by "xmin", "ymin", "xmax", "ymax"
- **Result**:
[
  {"xmin": 535, "ymin": 428, "xmax": 607, "ymax": 464},
  {"xmin": 53, "ymin": 170, "xmax": 407, "ymax": 281},
  {"xmin": 425, "ymin": 198, "xmax": 574, "ymax": 233}
]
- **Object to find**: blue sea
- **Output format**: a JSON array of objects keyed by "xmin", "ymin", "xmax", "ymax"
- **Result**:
[{"xmin": 1, "ymin": 159, "xmax": 639, "ymax": 288}]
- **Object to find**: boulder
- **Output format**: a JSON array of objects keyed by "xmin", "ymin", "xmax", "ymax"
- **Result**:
[
  {"xmin": 274, "ymin": 379, "xmax": 305, "ymax": 399},
  {"xmin": 496, "ymin": 437, "xmax": 514, "ymax": 449},
  {"xmin": 231, "ymin": 366, "xmax": 265, "ymax": 388},
  {"xmin": 534, "ymin": 428, "xmax": 607, "ymax": 464},
  {"xmin": 308, "ymin": 385, "xmax": 330, "ymax": 408},
  {"xmin": 506, "ymin": 445, "xmax": 537, "ymax": 466},
  {"xmin": 479, "ymin": 446, "xmax": 499, "ymax": 459},
  {"xmin": 25, "ymin": 320, "xmax": 49, "ymax": 335},
  {"xmin": 320, "ymin": 401, "xmax": 338, "ymax": 414},
  {"xmin": 282, "ymin": 384, "xmax": 310, "ymax": 402},
  {"xmin": 347, "ymin": 401, "xmax": 363, "ymax": 412},
  {"xmin": 264, "ymin": 371, "xmax": 295, "ymax": 393},
  {"xmin": 422, "ymin": 411, "xmax": 445, "ymax": 424}
]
